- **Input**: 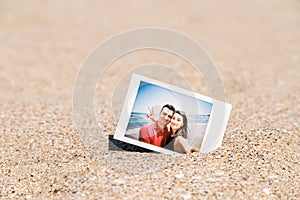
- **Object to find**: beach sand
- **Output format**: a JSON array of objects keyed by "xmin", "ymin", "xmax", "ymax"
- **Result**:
[{"xmin": 1, "ymin": 0, "xmax": 299, "ymax": 199}]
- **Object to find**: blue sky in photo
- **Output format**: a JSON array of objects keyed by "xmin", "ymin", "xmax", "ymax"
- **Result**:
[{"xmin": 131, "ymin": 81, "xmax": 212, "ymax": 115}]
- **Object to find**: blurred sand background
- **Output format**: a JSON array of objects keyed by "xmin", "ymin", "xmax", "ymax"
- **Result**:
[{"xmin": 1, "ymin": 0, "xmax": 299, "ymax": 199}]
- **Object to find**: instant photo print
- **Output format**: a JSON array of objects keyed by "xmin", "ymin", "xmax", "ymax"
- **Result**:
[{"xmin": 113, "ymin": 74, "xmax": 232, "ymax": 154}]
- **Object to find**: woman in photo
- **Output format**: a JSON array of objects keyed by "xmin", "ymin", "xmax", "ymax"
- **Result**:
[{"xmin": 147, "ymin": 107, "xmax": 200, "ymax": 154}]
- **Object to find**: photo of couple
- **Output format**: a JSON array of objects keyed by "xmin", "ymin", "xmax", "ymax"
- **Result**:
[
  {"xmin": 123, "ymin": 79, "xmax": 213, "ymax": 154},
  {"xmin": 139, "ymin": 104, "xmax": 200, "ymax": 153}
]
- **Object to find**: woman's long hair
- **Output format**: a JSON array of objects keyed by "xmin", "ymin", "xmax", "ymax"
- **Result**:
[{"xmin": 171, "ymin": 110, "xmax": 188, "ymax": 139}]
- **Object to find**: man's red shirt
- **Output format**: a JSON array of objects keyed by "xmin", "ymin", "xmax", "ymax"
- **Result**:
[{"xmin": 139, "ymin": 122, "xmax": 170, "ymax": 147}]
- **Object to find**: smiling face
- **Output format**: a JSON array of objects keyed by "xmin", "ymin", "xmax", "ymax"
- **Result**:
[
  {"xmin": 158, "ymin": 107, "xmax": 174, "ymax": 129},
  {"xmin": 170, "ymin": 113, "xmax": 184, "ymax": 132}
]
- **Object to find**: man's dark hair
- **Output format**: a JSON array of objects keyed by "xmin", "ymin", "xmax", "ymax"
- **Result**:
[{"xmin": 160, "ymin": 104, "xmax": 175, "ymax": 113}]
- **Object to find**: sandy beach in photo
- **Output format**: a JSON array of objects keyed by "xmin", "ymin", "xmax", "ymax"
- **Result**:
[{"xmin": 1, "ymin": 0, "xmax": 299, "ymax": 199}]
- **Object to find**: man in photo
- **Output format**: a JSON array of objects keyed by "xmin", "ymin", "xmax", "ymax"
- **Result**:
[{"xmin": 139, "ymin": 104, "xmax": 175, "ymax": 147}]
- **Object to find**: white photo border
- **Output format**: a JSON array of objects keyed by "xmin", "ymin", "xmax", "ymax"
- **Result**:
[{"xmin": 113, "ymin": 73, "xmax": 232, "ymax": 155}]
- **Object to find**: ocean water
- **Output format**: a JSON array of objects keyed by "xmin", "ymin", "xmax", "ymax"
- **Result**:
[
  {"xmin": 126, "ymin": 112, "xmax": 209, "ymax": 131},
  {"xmin": 125, "ymin": 112, "xmax": 210, "ymax": 148}
]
